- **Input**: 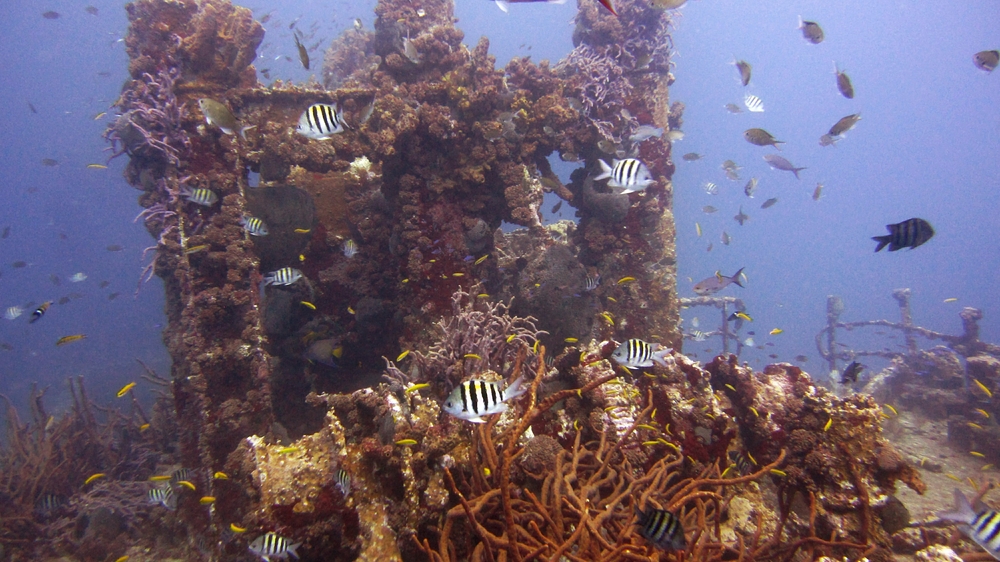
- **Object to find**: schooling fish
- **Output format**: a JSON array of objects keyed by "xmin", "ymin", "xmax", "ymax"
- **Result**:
[
  {"xmin": 198, "ymin": 99, "xmax": 252, "ymax": 139},
  {"xmin": 629, "ymin": 125, "xmax": 663, "ymax": 143},
  {"xmin": 734, "ymin": 207, "xmax": 749, "ymax": 226},
  {"xmin": 872, "ymin": 218, "xmax": 934, "ymax": 252},
  {"xmin": 724, "ymin": 103, "xmax": 743, "ymax": 114},
  {"xmin": 938, "ymin": 488, "xmax": 1000, "ymax": 560},
  {"xmin": 763, "ymin": 154, "xmax": 806, "ymax": 179},
  {"xmin": 4, "ymin": 306, "xmax": 24, "ymax": 320},
  {"xmin": 743, "ymin": 94, "xmax": 764, "ymax": 113},
  {"xmin": 611, "ymin": 338, "xmax": 671, "ymax": 369},
  {"xmin": 682, "ymin": 153, "xmax": 702, "ymax": 161},
  {"xmin": 297, "ymin": 103, "xmax": 348, "ymax": 140},
  {"xmin": 240, "ymin": 215, "xmax": 269, "ymax": 236},
  {"xmin": 182, "ymin": 187, "xmax": 219, "ymax": 207},
  {"xmin": 744, "ymin": 128, "xmax": 783, "ymax": 149},
  {"xmin": 828, "ymin": 114, "xmax": 861, "ymax": 137},
  {"xmin": 293, "ymin": 30, "xmax": 309, "ymax": 70},
  {"xmin": 30, "ymin": 302, "xmax": 52, "ymax": 323},
  {"xmin": 733, "ymin": 58, "xmax": 752, "ymax": 86},
  {"xmin": 596, "ymin": 158, "xmax": 655, "ymax": 194},
  {"xmin": 974, "ymin": 50, "xmax": 999, "ymax": 73},
  {"xmin": 743, "ymin": 177, "xmax": 758, "ymax": 198},
  {"xmin": 693, "ymin": 268, "xmax": 744, "ymax": 296},
  {"xmin": 834, "ymin": 62, "xmax": 855, "ymax": 99},
  {"xmin": 635, "ymin": 505, "xmax": 686, "ymax": 550},
  {"xmin": 819, "ymin": 134, "xmax": 840, "ymax": 147},
  {"xmin": 249, "ymin": 532, "xmax": 300, "ymax": 561},
  {"xmin": 443, "ymin": 377, "xmax": 526, "ymax": 423},
  {"xmin": 798, "ymin": 16, "xmax": 824, "ymax": 44},
  {"xmin": 263, "ymin": 267, "xmax": 303, "ymax": 286},
  {"xmin": 812, "ymin": 183, "xmax": 823, "ymax": 201}
]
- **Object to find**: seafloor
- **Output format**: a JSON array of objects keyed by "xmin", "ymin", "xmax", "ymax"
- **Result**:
[{"xmin": 2, "ymin": 0, "xmax": 999, "ymax": 560}]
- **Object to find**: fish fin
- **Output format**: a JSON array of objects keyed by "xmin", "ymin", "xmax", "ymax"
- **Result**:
[
  {"xmin": 494, "ymin": 0, "xmax": 509, "ymax": 12},
  {"xmin": 239, "ymin": 125, "xmax": 257, "ymax": 140},
  {"xmin": 938, "ymin": 488, "xmax": 976, "ymax": 524},
  {"xmin": 288, "ymin": 543, "xmax": 302, "ymax": 559},
  {"xmin": 797, "ymin": 15, "xmax": 803, "ymax": 29},
  {"xmin": 651, "ymin": 348, "xmax": 673, "ymax": 367},
  {"xmin": 598, "ymin": 0, "xmax": 618, "ymax": 14},
  {"xmin": 594, "ymin": 159, "xmax": 613, "ymax": 181},
  {"xmin": 505, "ymin": 376, "xmax": 527, "ymax": 399},
  {"xmin": 219, "ymin": 126, "xmax": 235, "ymax": 136},
  {"xmin": 872, "ymin": 235, "xmax": 891, "ymax": 252},
  {"xmin": 467, "ymin": 415, "xmax": 487, "ymax": 423},
  {"xmin": 792, "ymin": 167, "xmax": 806, "ymax": 179},
  {"xmin": 731, "ymin": 267, "xmax": 745, "ymax": 287}
]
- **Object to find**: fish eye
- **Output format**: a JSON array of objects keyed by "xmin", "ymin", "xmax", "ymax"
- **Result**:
[{"xmin": 445, "ymin": 401, "xmax": 452, "ymax": 407}]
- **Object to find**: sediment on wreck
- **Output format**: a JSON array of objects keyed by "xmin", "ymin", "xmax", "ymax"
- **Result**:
[{"xmin": 110, "ymin": 0, "xmax": 683, "ymax": 557}]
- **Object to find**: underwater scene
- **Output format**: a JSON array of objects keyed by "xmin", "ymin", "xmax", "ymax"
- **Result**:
[{"xmin": 1, "ymin": 0, "xmax": 999, "ymax": 559}]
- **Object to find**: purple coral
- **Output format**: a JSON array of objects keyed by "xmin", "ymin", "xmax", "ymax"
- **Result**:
[{"xmin": 104, "ymin": 66, "xmax": 189, "ymax": 166}]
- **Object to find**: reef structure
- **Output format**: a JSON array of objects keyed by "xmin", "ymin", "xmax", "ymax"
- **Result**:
[{"xmin": 95, "ymin": 0, "xmax": 929, "ymax": 559}]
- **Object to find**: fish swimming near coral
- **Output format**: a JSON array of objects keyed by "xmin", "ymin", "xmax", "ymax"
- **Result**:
[
  {"xmin": 595, "ymin": 158, "xmax": 655, "ymax": 194},
  {"xmin": 297, "ymin": 103, "xmax": 347, "ymax": 140},
  {"xmin": 834, "ymin": 62, "xmax": 855, "ymax": 99},
  {"xmin": 198, "ymin": 98, "xmax": 252, "ymax": 139},
  {"xmin": 973, "ymin": 50, "xmax": 999, "ymax": 73},
  {"xmin": 635, "ymin": 505, "xmax": 686, "ymax": 550},
  {"xmin": 304, "ymin": 338, "xmax": 343, "ymax": 367},
  {"xmin": 249, "ymin": 532, "xmax": 300, "ymax": 561},
  {"xmin": 443, "ymin": 377, "xmax": 527, "ymax": 423},
  {"xmin": 488, "ymin": 0, "xmax": 578, "ymax": 14},
  {"xmin": 693, "ymin": 268, "xmax": 744, "ymax": 296},
  {"xmin": 611, "ymin": 338, "xmax": 671, "ymax": 369},
  {"xmin": 763, "ymin": 154, "xmax": 806, "ymax": 179},
  {"xmin": 872, "ymin": 218, "xmax": 934, "ymax": 252},
  {"xmin": 938, "ymin": 488, "xmax": 1000, "ymax": 560},
  {"xmin": 629, "ymin": 125, "xmax": 663, "ymax": 143},
  {"xmin": 343, "ymin": 239, "xmax": 358, "ymax": 258},
  {"xmin": 182, "ymin": 186, "xmax": 219, "ymax": 207},
  {"xmin": 240, "ymin": 215, "xmax": 269, "ymax": 236},
  {"xmin": 840, "ymin": 361, "xmax": 863, "ymax": 384},
  {"xmin": 263, "ymin": 267, "xmax": 303, "ymax": 287},
  {"xmin": 148, "ymin": 486, "xmax": 177, "ymax": 510},
  {"xmin": 336, "ymin": 468, "xmax": 351, "ymax": 496}
]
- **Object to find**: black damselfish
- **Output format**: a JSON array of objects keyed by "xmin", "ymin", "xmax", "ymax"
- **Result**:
[{"xmin": 872, "ymin": 218, "xmax": 934, "ymax": 252}]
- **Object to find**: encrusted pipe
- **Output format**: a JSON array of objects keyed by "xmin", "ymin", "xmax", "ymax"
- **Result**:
[{"xmin": 892, "ymin": 288, "xmax": 916, "ymax": 355}]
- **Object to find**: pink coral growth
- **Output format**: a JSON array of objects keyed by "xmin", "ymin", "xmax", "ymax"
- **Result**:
[{"xmin": 104, "ymin": 66, "xmax": 189, "ymax": 165}]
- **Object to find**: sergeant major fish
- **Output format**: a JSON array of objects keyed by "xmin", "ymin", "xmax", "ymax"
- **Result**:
[
  {"xmin": 611, "ymin": 338, "xmax": 671, "ymax": 369},
  {"xmin": 181, "ymin": 186, "xmax": 218, "ymax": 207},
  {"xmin": 938, "ymin": 488, "xmax": 1000, "ymax": 560},
  {"xmin": 148, "ymin": 486, "xmax": 177, "ymax": 510},
  {"xmin": 743, "ymin": 94, "xmax": 764, "ymax": 113},
  {"xmin": 240, "ymin": 215, "xmax": 269, "ymax": 236},
  {"xmin": 297, "ymin": 103, "xmax": 348, "ymax": 140},
  {"xmin": 249, "ymin": 532, "xmax": 300, "ymax": 561},
  {"xmin": 693, "ymin": 268, "xmax": 745, "ymax": 296},
  {"xmin": 443, "ymin": 377, "xmax": 527, "ymax": 423},
  {"xmin": 872, "ymin": 218, "xmax": 934, "ymax": 252},
  {"xmin": 635, "ymin": 505, "xmax": 686, "ymax": 551},
  {"xmin": 263, "ymin": 267, "xmax": 303, "ymax": 286},
  {"xmin": 595, "ymin": 158, "xmax": 655, "ymax": 194}
]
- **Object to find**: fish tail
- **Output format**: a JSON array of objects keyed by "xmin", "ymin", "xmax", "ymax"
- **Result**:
[
  {"xmin": 793, "ymin": 167, "xmax": 806, "ymax": 179},
  {"xmin": 730, "ymin": 267, "xmax": 746, "ymax": 287},
  {"xmin": 872, "ymin": 235, "xmax": 891, "ymax": 252},
  {"xmin": 494, "ymin": 0, "xmax": 509, "ymax": 12},
  {"xmin": 505, "ymin": 376, "xmax": 527, "ymax": 399},
  {"xmin": 594, "ymin": 159, "xmax": 613, "ymax": 180},
  {"xmin": 938, "ymin": 488, "xmax": 976, "ymax": 524}
]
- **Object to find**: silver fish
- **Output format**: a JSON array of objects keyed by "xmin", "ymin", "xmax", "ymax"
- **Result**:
[
  {"xmin": 702, "ymin": 181, "xmax": 718, "ymax": 195},
  {"xmin": 305, "ymin": 338, "xmax": 342, "ymax": 367},
  {"xmin": 297, "ymin": 103, "xmax": 347, "ymax": 140},
  {"xmin": 596, "ymin": 158, "xmax": 655, "ymax": 194},
  {"xmin": 402, "ymin": 36, "xmax": 421, "ymax": 64},
  {"xmin": 693, "ymin": 268, "xmax": 744, "ymax": 296},
  {"xmin": 629, "ymin": 125, "xmax": 663, "ymax": 143},
  {"xmin": 148, "ymin": 486, "xmax": 177, "ymax": 510},
  {"xmin": 3, "ymin": 306, "xmax": 23, "ymax": 320},
  {"xmin": 763, "ymin": 154, "xmax": 806, "ymax": 179},
  {"xmin": 939, "ymin": 488, "xmax": 1000, "ymax": 560},
  {"xmin": 198, "ymin": 98, "xmax": 251, "ymax": 139},
  {"xmin": 743, "ymin": 94, "xmax": 764, "ymax": 113},
  {"xmin": 611, "ymin": 338, "xmax": 671, "ymax": 369},
  {"xmin": 743, "ymin": 177, "xmax": 758, "ymax": 197}
]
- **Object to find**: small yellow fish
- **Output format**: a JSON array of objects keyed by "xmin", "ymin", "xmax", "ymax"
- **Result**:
[
  {"xmin": 749, "ymin": 406, "xmax": 759, "ymax": 417},
  {"xmin": 149, "ymin": 475, "xmax": 171, "ymax": 482},
  {"xmin": 117, "ymin": 382, "xmax": 136, "ymax": 398},
  {"xmin": 347, "ymin": 306, "xmax": 355, "ymax": 315},
  {"xmin": 983, "ymin": 464, "xmax": 995, "ymax": 471},
  {"xmin": 299, "ymin": 254, "xmax": 306, "ymax": 262},
  {"xmin": 974, "ymin": 379, "xmax": 993, "ymax": 398},
  {"xmin": 275, "ymin": 447, "xmax": 298, "ymax": 455},
  {"xmin": 769, "ymin": 328, "xmax": 783, "ymax": 335},
  {"xmin": 637, "ymin": 424, "xmax": 658, "ymax": 431},
  {"xmin": 477, "ymin": 293, "xmax": 489, "ymax": 298},
  {"xmin": 724, "ymin": 384, "xmax": 736, "ymax": 391},
  {"xmin": 658, "ymin": 440, "xmax": 680, "ymax": 452},
  {"xmin": 770, "ymin": 469, "xmax": 787, "ymax": 477},
  {"xmin": 506, "ymin": 334, "xmax": 516, "ymax": 343},
  {"xmin": 975, "ymin": 409, "xmax": 990, "ymax": 419},
  {"xmin": 401, "ymin": 278, "xmax": 409, "ymax": 284},
  {"xmin": 115, "ymin": 556, "xmax": 129, "ymax": 562},
  {"xmin": 452, "ymin": 272, "xmax": 465, "ymax": 277},
  {"xmin": 564, "ymin": 337, "xmax": 578, "ymax": 343},
  {"xmin": 474, "ymin": 254, "xmax": 489, "ymax": 265},
  {"xmin": 176, "ymin": 480, "xmax": 196, "ymax": 491},
  {"xmin": 884, "ymin": 404, "xmax": 898, "ymax": 416},
  {"xmin": 720, "ymin": 466, "xmax": 733, "ymax": 478},
  {"xmin": 968, "ymin": 422, "xmax": 985, "ymax": 430},
  {"xmin": 294, "ymin": 228, "xmax": 312, "ymax": 234},
  {"xmin": 734, "ymin": 312, "xmax": 752, "ymax": 322},
  {"xmin": 200, "ymin": 496, "xmax": 216, "ymax": 505},
  {"xmin": 406, "ymin": 383, "xmax": 429, "ymax": 394},
  {"xmin": 532, "ymin": 340, "xmax": 539, "ymax": 354},
  {"xmin": 94, "ymin": 111, "xmax": 107, "ymax": 120},
  {"xmin": 971, "ymin": 451, "xmax": 986, "ymax": 458},
  {"xmin": 642, "ymin": 440, "xmax": 660, "ymax": 446},
  {"xmin": 213, "ymin": 471, "xmax": 229, "ymax": 479},
  {"xmin": 185, "ymin": 244, "xmax": 209, "ymax": 255},
  {"xmin": 573, "ymin": 419, "xmax": 581, "ymax": 431},
  {"xmin": 56, "ymin": 334, "xmax": 86, "ymax": 346},
  {"xmin": 139, "ymin": 423, "xmax": 150, "ymax": 431},
  {"xmin": 483, "ymin": 467, "xmax": 491, "ymax": 476},
  {"xmin": 86, "ymin": 163, "xmax": 108, "ymax": 169},
  {"xmin": 943, "ymin": 298, "xmax": 958, "ymax": 303},
  {"xmin": 823, "ymin": 418, "xmax": 833, "ymax": 432},
  {"xmin": 696, "ymin": 222, "xmax": 702, "ymax": 237},
  {"xmin": 396, "ymin": 350, "xmax": 410, "ymax": 362},
  {"xmin": 395, "ymin": 439, "xmax": 418, "ymax": 446},
  {"xmin": 84, "ymin": 473, "xmax": 106, "ymax": 485},
  {"xmin": 464, "ymin": 353, "xmax": 482, "ymax": 360},
  {"xmin": 600, "ymin": 312, "xmax": 614, "ymax": 325},
  {"xmin": 606, "ymin": 296, "xmax": 617, "ymax": 303},
  {"xmin": 230, "ymin": 523, "xmax": 247, "ymax": 533},
  {"xmin": 617, "ymin": 276, "xmax": 636, "ymax": 285},
  {"xmin": 946, "ymin": 473, "xmax": 962, "ymax": 483},
  {"xmin": 300, "ymin": 301, "xmax": 316, "ymax": 310}
]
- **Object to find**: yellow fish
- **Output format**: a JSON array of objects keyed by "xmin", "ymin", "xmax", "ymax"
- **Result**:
[
  {"xmin": 117, "ymin": 382, "xmax": 136, "ymax": 398},
  {"xmin": 452, "ymin": 272, "xmax": 464, "ymax": 277},
  {"xmin": 184, "ymin": 244, "xmax": 209, "ymax": 255},
  {"xmin": 943, "ymin": 298, "xmax": 958, "ymax": 303},
  {"xmin": 149, "ymin": 475, "xmax": 171, "ymax": 482},
  {"xmin": 564, "ymin": 337, "xmax": 578, "ymax": 343},
  {"xmin": 600, "ymin": 312, "xmax": 614, "ymax": 325},
  {"xmin": 477, "ymin": 293, "xmax": 489, "ymax": 298},
  {"xmin": 86, "ymin": 164, "xmax": 108, "ymax": 169},
  {"xmin": 176, "ymin": 480, "xmax": 196, "ymax": 491},
  {"xmin": 139, "ymin": 423, "xmax": 150, "ymax": 431},
  {"xmin": 970, "ymin": 451, "xmax": 986, "ymax": 458},
  {"xmin": 94, "ymin": 111, "xmax": 107, "ymax": 120},
  {"xmin": 56, "ymin": 334, "xmax": 86, "ymax": 346},
  {"xmin": 770, "ymin": 469, "xmax": 787, "ymax": 477},
  {"xmin": 974, "ymin": 379, "xmax": 993, "ymax": 398},
  {"xmin": 213, "ymin": 471, "xmax": 229, "ymax": 480},
  {"xmin": 275, "ymin": 447, "xmax": 299, "ymax": 455},
  {"xmin": 769, "ymin": 328, "xmax": 783, "ymax": 335},
  {"xmin": 294, "ymin": 228, "xmax": 312, "ymax": 234},
  {"xmin": 405, "ymin": 383, "xmax": 429, "ymax": 394},
  {"xmin": 474, "ymin": 254, "xmax": 489, "ymax": 265},
  {"xmin": 230, "ymin": 523, "xmax": 247, "ymax": 533},
  {"xmin": 84, "ymin": 473, "xmax": 106, "ymax": 485},
  {"xmin": 395, "ymin": 439, "xmax": 417, "ymax": 446},
  {"xmin": 696, "ymin": 222, "xmax": 702, "ymax": 237},
  {"xmin": 199, "ymin": 496, "xmax": 216, "ymax": 505},
  {"xmin": 114, "ymin": 557, "xmax": 129, "ymax": 562},
  {"xmin": 823, "ymin": 418, "xmax": 833, "ymax": 432},
  {"xmin": 506, "ymin": 334, "xmax": 516, "ymax": 343},
  {"xmin": 397, "ymin": 350, "xmax": 410, "ymax": 361},
  {"xmin": 347, "ymin": 306, "xmax": 355, "ymax": 315},
  {"xmin": 734, "ymin": 312, "xmax": 752, "ymax": 322},
  {"xmin": 617, "ymin": 276, "xmax": 636, "ymax": 285},
  {"xmin": 463, "ymin": 353, "xmax": 481, "ymax": 360},
  {"xmin": 300, "ymin": 301, "xmax": 316, "ymax": 310}
]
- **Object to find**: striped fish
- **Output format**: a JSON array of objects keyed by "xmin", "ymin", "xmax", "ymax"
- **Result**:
[
  {"xmin": 611, "ymin": 338, "xmax": 671, "ymax": 369},
  {"xmin": 595, "ymin": 158, "xmax": 654, "ymax": 194},
  {"xmin": 336, "ymin": 468, "xmax": 351, "ymax": 497},
  {"xmin": 728, "ymin": 451, "xmax": 754, "ymax": 476},
  {"xmin": 296, "ymin": 103, "xmax": 347, "ymax": 140},
  {"xmin": 240, "ymin": 215, "xmax": 269, "ymax": 236},
  {"xmin": 249, "ymin": 532, "xmax": 300, "ymax": 561},
  {"xmin": 939, "ymin": 488, "xmax": 1000, "ymax": 559},
  {"xmin": 263, "ymin": 267, "xmax": 303, "ymax": 287},
  {"xmin": 584, "ymin": 274, "xmax": 600, "ymax": 291},
  {"xmin": 743, "ymin": 94, "xmax": 764, "ymax": 113},
  {"xmin": 343, "ymin": 239, "xmax": 358, "ymax": 258},
  {"xmin": 148, "ymin": 486, "xmax": 177, "ymax": 510},
  {"xmin": 30, "ymin": 301, "xmax": 51, "ymax": 323},
  {"xmin": 35, "ymin": 494, "xmax": 64, "ymax": 517},
  {"xmin": 872, "ymin": 218, "xmax": 934, "ymax": 252},
  {"xmin": 182, "ymin": 187, "xmax": 218, "ymax": 207},
  {"xmin": 170, "ymin": 467, "xmax": 194, "ymax": 485},
  {"xmin": 635, "ymin": 505, "xmax": 686, "ymax": 550},
  {"xmin": 4, "ymin": 305, "xmax": 24, "ymax": 320},
  {"xmin": 443, "ymin": 377, "xmax": 527, "ymax": 423}
]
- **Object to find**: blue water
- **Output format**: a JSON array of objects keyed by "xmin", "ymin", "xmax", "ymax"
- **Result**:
[{"xmin": 1, "ymin": 0, "xmax": 997, "ymax": 411}]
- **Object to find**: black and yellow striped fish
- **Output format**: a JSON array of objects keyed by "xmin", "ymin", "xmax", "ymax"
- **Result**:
[
  {"xmin": 939, "ymin": 488, "xmax": 1000, "ymax": 559},
  {"xmin": 635, "ymin": 505, "xmax": 686, "ymax": 550},
  {"xmin": 296, "ymin": 103, "xmax": 347, "ymax": 140},
  {"xmin": 249, "ymin": 532, "xmax": 300, "ymax": 559}
]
